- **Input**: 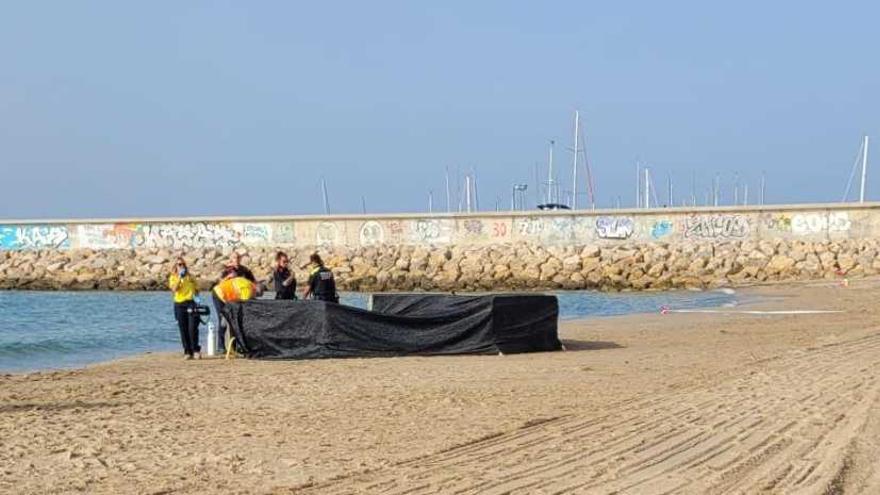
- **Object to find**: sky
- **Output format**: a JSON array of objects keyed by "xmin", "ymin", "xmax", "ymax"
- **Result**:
[{"xmin": 1, "ymin": 1, "xmax": 878, "ymax": 219}]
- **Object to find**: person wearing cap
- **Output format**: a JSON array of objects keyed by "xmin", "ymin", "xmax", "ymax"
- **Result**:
[{"xmin": 303, "ymin": 253, "xmax": 339, "ymax": 303}]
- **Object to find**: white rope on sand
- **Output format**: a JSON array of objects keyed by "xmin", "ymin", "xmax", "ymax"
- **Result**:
[{"xmin": 661, "ymin": 308, "xmax": 844, "ymax": 315}]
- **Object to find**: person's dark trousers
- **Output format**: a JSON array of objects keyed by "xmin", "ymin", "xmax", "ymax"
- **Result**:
[
  {"xmin": 174, "ymin": 301, "xmax": 196, "ymax": 356},
  {"xmin": 186, "ymin": 305, "xmax": 202, "ymax": 354},
  {"xmin": 211, "ymin": 293, "xmax": 226, "ymax": 351}
]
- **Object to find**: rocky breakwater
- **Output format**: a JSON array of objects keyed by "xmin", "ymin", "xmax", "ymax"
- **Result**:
[{"xmin": 1, "ymin": 238, "xmax": 879, "ymax": 292}]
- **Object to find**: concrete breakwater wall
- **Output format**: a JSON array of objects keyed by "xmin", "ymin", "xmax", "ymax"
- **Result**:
[{"xmin": 1, "ymin": 203, "xmax": 879, "ymax": 291}]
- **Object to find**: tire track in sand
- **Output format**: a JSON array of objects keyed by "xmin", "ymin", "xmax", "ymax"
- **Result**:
[{"xmin": 293, "ymin": 331, "xmax": 880, "ymax": 495}]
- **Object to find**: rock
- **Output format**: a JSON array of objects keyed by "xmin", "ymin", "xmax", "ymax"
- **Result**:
[{"xmin": 765, "ymin": 255, "xmax": 795, "ymax": 275}]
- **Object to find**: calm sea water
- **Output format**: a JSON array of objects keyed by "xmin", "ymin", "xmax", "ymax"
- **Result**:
[{"xmin": 0, "ymin": 289, "xmax": 736, "ymax": 373}]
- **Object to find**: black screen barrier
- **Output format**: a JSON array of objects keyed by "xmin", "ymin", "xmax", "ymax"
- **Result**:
[{"xmin": 223, "ymin": 293, "xmax": 561, "ymax": 360}]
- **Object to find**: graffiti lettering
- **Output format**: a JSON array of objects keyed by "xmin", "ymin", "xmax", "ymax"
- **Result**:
[
  {"xmin": 596, "ymin": 217, "xmax": 634, "ymax": 240},
  {"xmin": 238, "ymin": 224, "xmax": 270, "ymax": 244},
  {"xmin": 684, "ymin": 215, "xmax": 748, "ymax": 238},
  {"xmin": 492, "ymin": 222, "xmax": 508, "ymax": 237},
  {"xmin": 0, "ymin": 225, "xmax": 70, "ymax": 250},
  {"xmin": 515, "ymin": 217, "xmax": 544, "ymax": 236},
  {"xmin": 410, "ymin": 219, "xmax": 451, "ymax": 244},
  {"xmin": 791, "ymin": 212, "xmax": 851, "ymax": 234},
  {"xmin": 77, "ymin": 224, "xmax": 134, "ymax": 249}
]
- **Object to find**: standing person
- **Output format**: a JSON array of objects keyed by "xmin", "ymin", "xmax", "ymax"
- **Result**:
[
  {"xmin": 303, "ymin": 253, "xmax": 339, "ymax": 303},
  {"xmin": 221, "ymin": 252, "xmax": 256, "ymax": 283},
  {"xmin": 168, "ymin": 257, "xmax": 201, "ymax": 359},
  {"xmin": 273, "ymin": 251, "xmax": 297, "ymax": 300},
  {"xmin": 213, "ymin": 252, "xmax": 256, "ymax": 351}
]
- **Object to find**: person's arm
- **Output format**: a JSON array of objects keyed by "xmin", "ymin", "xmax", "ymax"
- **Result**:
[
  {"xmin": 189, "ymin": 276, "xmax": 199, "ymax": 298},
  {"xmin": 282, "ymin": 269, "xmax": 296, "ymax": 287},
  {"xmin": 302, "ymin": 273, "xmax": 314, "ymax": 299},
  {"xmin": 168, "ymin": 274, "xmax": 181, "ymax": 291},
  {"xmin": 242, "ymin": 266, "xmax": 256, "ymax": 283}
]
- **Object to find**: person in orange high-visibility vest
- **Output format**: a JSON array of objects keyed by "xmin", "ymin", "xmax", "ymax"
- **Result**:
[
  {"xmin": 212, "ymin": 271, "xmax": 261, "ymax": 355},
  {"xmin": 213, "ymin": 273, "xmax": 259, "ymax": 303}
]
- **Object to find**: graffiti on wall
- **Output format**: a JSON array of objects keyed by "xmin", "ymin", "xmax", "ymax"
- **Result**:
[
  {"xmin": 651, "ymin": 220, "xmax": 673, "ymax": 239},
  {"xmin": 315, "ymin": 222, "xmax": 340, "ymax": 247},
  {"xmin": 272, "ymin": 223, "xmax": 296, "ymax": 244},
  {"xmin": 134, "ymin": 223, "xmax": 274, "ymax": 249},
  {"xmin": 77, "ymin": 224, "xmax": 136, "ymax": 249},
  {"xmin": 596, "ymin": 217, "xmax": 634, "ymax": 240},
  {"xmin": 75, "ymin": 223, "xmax": 275, "ymax": 249},
  {"xmin": 684, "ymin": 215, "xmax": 748, "ymax": 239},
  {"xmin": 514, "ymin": 217, "xmax": 544, "ymax": 237},
  {"xmin": 491, "ymin": 220, "xmax": 510, "ymax": 238},
  {"xmin": 545, "ymin": 217, "xmax": 576, "ymax": 243},
  {"xmin": 462, "ymin": 219, "xmax": 485, "ymax": 237},
  {"xmin": 791, "ymin": 212, "xmax": 851, "ymax": 235},
  {"xmin": 410, "ymin": 219, "xmax": 452, "ymax": 244},
  {"xmin": 359, "ymin": 221, "xmax": 384, "ymax": 246},
  {"xmin": 764, "ymin": 214, "xmax": 792, "ymax": 232},
  {"xmin": 0, "ymin": 225, "xmax": 70, "ymax": 250}
]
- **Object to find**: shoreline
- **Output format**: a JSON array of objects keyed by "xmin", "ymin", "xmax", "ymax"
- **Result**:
[
  {"xmin": 4, "ymin": 279, "xmax": 879, "ymax": 493},
  {"xmin": 1, "ymin": 286, "xmax": 742, "ymax": 376}
]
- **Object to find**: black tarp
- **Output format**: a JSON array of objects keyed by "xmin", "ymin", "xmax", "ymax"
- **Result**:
[{"xmin": 223, "ymin": 293, "xmax": 561, "ymax": 360}]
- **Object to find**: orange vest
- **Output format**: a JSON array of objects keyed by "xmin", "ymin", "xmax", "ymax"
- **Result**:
[{"xmin": 213, "ymin": 277, "xmax": 255, "ymax": 303}]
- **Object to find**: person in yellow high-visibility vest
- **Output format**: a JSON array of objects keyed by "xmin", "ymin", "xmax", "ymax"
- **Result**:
[{"xmin": 168, "ymin": 257, "xmax": 201, "ymax": 359}]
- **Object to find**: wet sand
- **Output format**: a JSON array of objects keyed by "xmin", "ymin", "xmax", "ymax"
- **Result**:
[{"xmin": 2, "ymin": 280, "xmax": 880, "ymax": 494}]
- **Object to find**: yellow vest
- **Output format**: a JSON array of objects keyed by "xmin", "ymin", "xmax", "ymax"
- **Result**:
[
  {"xmin": 168, "ymin": 274, "xmax": 198, "ymax": 303},
  {"xmin": 213, "ymin": 277, "xmax": 256, "ymax": 303}
]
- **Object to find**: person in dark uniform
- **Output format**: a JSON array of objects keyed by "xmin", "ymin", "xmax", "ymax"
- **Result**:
[
  {"xmin": 273, "ymin": 251, "xmax": 297, "ymax": 300},
  {"xmin": 303, "ymin": 253, "xmax": 338, "ymax": 303}
]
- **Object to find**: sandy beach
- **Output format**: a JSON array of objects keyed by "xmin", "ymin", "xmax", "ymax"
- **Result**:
[{"xmin": 2, "ymin": 280, "xmax": 880, "ymax": 494}]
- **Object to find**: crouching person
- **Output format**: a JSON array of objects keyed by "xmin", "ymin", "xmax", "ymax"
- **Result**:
[{"xmin": 212, "ymin": 271, "xmax": 261, "ymax": 355}]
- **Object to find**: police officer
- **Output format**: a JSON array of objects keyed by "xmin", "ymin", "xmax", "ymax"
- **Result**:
[
  {"xmin": 273, "ymin": 251, "xmax": 297, "ymax": 300},
  {"xmin": 303, "ymin": 253, "xmax": 338, "ymax": 303}
]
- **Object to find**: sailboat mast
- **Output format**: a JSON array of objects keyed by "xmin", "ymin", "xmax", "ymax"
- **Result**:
[
  {"xmin": 321, "ymin": 178, "xmax": 330, "ymax": 214},
  {"xmin": 445, "ymin": 167, "xmax": 451, "ymax": 213},
  {"xmin": 572, "ymin": 111, "xmax": 579, "ymax": 209},
  {"xmin": 761, "ymin": 172, "xmax": 766, "ymax": 205},
  {"xmin": 547, "ymin": 140, "xmax": 555, "ymax": 204},
  {"xmin": 644, "ymin": 167, "xmax": 650, "ymax": 209},
  {"xmin": 860, "ymin": 135, "xmax": 870, "ymax": 203},
  {"xmin": 636, "ymin": 162, "xmax": 641, "ymax": 208},
  {"xmin": 465, "ymin": 175, "xmax": 472, "ymax": 213}
]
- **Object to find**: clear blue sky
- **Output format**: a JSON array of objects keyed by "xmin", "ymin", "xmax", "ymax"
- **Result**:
[{"xmin": 1, "ymin": 1, "xmax": 878, "ymax": 219}]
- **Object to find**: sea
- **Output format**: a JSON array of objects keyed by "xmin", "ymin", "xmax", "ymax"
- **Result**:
[{"xmin": 0, "ymin": 289, "xmax": 737, "ymax": 373}]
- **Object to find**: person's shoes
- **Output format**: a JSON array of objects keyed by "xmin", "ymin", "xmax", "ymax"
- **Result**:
[
  {"xmin": 185, "ymin": 354, "xmax": 194, "ymax": 360},
  {"xmin": 195, "ymin": 352, "xmax": 202, "ymax": 360}
]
